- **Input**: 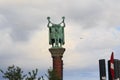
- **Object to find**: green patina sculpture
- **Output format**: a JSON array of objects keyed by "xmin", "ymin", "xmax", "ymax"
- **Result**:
[{"xmin": 47, "ymin": 17, "xmax": 65, "ymax": 48}]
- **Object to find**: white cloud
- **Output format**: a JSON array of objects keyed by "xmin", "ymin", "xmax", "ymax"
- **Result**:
[{"xmin": 0, "ymin": 0, "xmax": 120, "ymax": 80}]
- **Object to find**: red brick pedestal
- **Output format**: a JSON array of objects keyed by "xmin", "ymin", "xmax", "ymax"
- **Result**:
[{"xmin": 49, "ymin": 48, "xmax": 65, "ymax": 80}]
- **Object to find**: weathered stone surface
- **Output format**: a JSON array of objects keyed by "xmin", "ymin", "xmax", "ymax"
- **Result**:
[{"xmin": 49, "ymin": 48, "xmax": 65, "ymax": 57}]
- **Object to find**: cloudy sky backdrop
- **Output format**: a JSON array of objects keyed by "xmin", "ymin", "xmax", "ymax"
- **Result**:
[{"xmin": 0, "ymin": 0, "xmax": 120, "ymax": 80}]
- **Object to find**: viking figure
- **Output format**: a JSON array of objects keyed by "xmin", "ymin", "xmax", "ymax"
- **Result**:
[{"xmin": 47, "ymin": 17, "xmax": 65, "ymax": 48}]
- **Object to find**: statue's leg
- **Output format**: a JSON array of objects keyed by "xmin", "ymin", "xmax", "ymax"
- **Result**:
[
  {"xmin": 59, "ymin": 38, "xmax": 62, "ymax": 47},
  {"xmin": 55, "ymin": 38, "xmax": 58, "ymax": 47},
  {"xmin": 54, "ymin": 39, "xmax": 56, "ymax": 47},
  {"xmin": 52, "ymin": 39, "xmax": 55, "ymax": 47},
  {"xmin": 52, "ymin": 42, "xmax": 53, "ymax": 47}
]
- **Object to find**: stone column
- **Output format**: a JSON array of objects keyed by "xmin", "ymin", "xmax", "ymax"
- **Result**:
[{"xmin": 49, "ymin": 48, "xmax": 65, "ymax": 80}]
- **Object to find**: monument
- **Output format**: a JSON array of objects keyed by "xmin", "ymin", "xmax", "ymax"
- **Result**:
[
  {"xmin": 47, "ymin": 17, "xmax": 66, "ymax": 80},
  {"xmin": 99, "ymin": 59, "xmax": 106, "ymax": 80}
]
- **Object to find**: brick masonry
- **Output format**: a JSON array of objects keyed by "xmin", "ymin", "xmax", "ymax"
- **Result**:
[{"xmin": 49, "ymin": 48, "xmax": 65, "ymax": 80}]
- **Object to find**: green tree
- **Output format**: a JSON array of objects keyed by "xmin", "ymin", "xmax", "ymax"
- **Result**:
[
  {"xmin": 26, "ymin": 69, "xmax": 41, "ymax": 80},
  {"xmin": 0, "ymin": 65, "xmax": 43, "ymax": 80},
  {"xmin": 45, "ymin": 68, "xmax": 60, "ymax": 80},
  {"xmin": 0, "ymin": 65, "xmax": 60, "ymax": 80}
]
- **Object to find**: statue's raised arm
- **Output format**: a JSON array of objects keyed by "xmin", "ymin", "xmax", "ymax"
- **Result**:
[
  {"xmin": 47, "ymin": 17, "xmax": 53, "ymax": 27},
  {"xmin": 59, "ymin": 16, "xmax": 65, "ymax": 27}
]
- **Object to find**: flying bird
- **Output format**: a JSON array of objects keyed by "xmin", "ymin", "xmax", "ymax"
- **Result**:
[{"xmin": 80, "ymin": 37, "xmax": 84, "ymax": 39}]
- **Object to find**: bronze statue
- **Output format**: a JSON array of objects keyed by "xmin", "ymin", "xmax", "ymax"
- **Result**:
[{"xmin": 47, "ymin": 17, "xmax": 65, "ymax": 48}]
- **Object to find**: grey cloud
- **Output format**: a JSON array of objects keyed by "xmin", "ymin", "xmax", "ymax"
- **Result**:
[
  {"xmin": 0, "ymin": 14, "xmax": 9, "ymax": 29},
  {"xmin": 0, "ymin": 6, "xmax": 65, "ymax": 42},
  {"xmin": 0, "ymin": 50, "xmax": 26, "ymax": 67},
  {"xmin": 64, "ymin": 0, "xmax": 120, "ymax": 29},
  {"xmin": 0, "ymin": 4, "xmax": 44, "ymax": 42}
]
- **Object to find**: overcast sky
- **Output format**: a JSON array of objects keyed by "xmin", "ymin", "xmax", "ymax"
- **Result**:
[{"xmin": 0, "ymin": 0, "xmax": 120, "ymax": 80}]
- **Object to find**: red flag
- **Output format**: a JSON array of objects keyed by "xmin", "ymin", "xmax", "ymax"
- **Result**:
[{"xmin": 110, "ymin": 52, "xmax": 114, "ymax": 79}]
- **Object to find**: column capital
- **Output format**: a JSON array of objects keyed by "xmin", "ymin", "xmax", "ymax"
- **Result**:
[{"xmin": 49, "ymin": 48, "xmax": 65, "ymax": 57}]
